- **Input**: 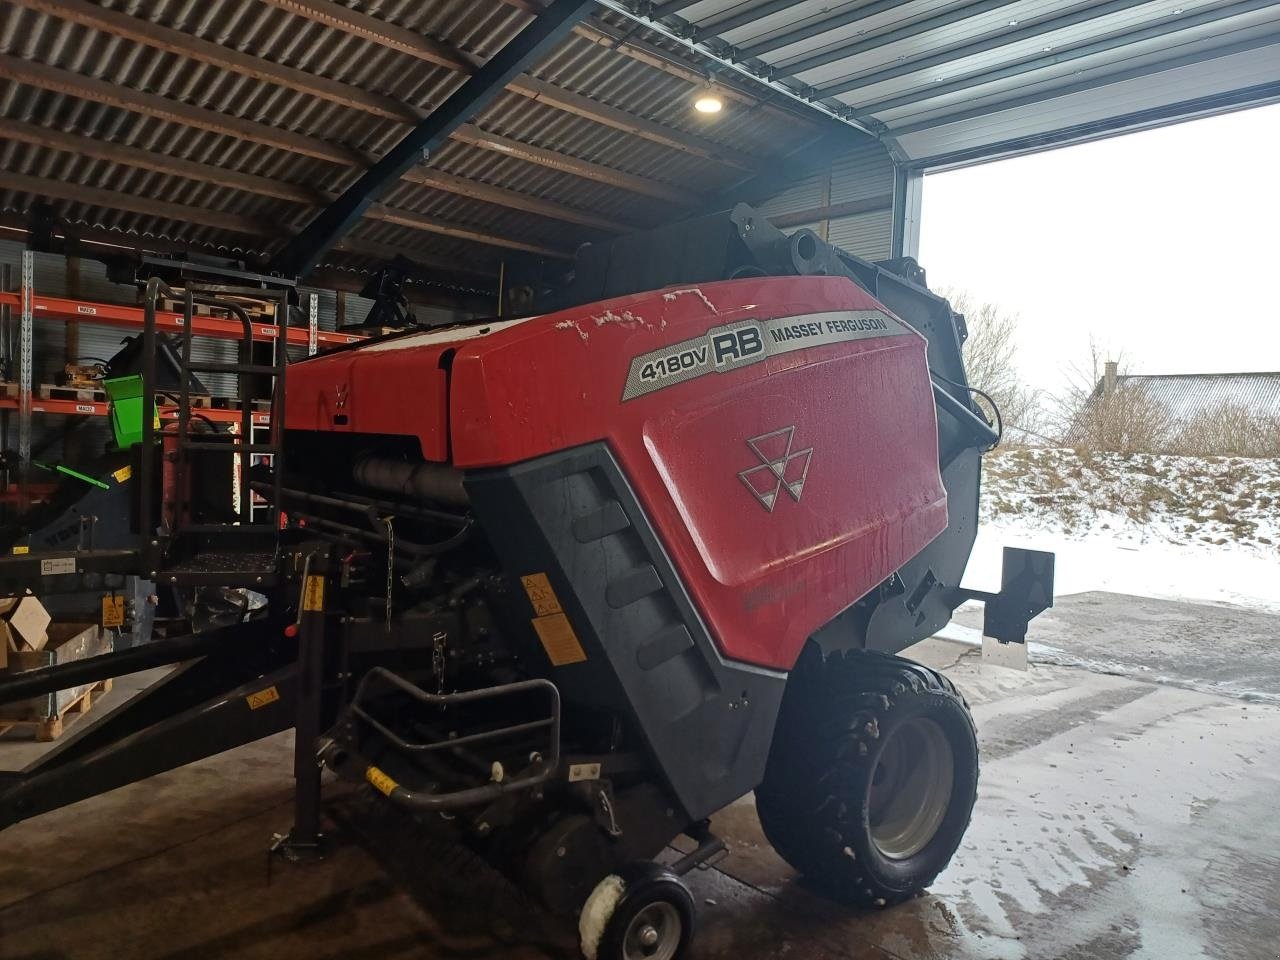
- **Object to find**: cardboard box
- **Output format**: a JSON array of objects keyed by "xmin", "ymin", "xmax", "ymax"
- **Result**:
[
  {"xmin": 0, "ymin": 623, "xmax": 110, "ymax": 721},
  {"xmin": 0, "ymin": 595, "xmax": 51, "ymax": 653}
]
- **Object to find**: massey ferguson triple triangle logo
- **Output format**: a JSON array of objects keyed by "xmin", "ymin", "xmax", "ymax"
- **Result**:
[{"xmin": 738, "ymin": 426, "xmax": 813, "ymax": 513}]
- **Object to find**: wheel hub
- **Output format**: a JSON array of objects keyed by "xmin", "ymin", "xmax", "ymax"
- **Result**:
[
  {"xmin": 868, "ymin": 716, "xmax": 954, "ymax": 860},
  {"xmin": 623, "ymin": 901, "xmax": 681, "ymax": 960}
]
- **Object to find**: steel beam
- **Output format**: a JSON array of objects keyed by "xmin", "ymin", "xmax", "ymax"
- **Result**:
[
  {"xmin": 816, "ymin": 0, "xmax": 1154, "ymax": 99},
  {"xmin": 254, "ymin": 0, "xmax": 477, "ymax": 72},
  {"xmin": 891, "ymin": 31, "xmax": 1280, "ymax": 138},
  {"xmin": 594, "ymin": 0, "xmax": 887, "ymax": 143},
  {"xmin": 907, "ymin": 77, "xmax": 1280, "ymax": 171},
  {"xmin": 452, "ymin": 124, "xmax": 700, "ymax": 205},
  {"xmin": 890, "ymin": 166, "xmax": 922, "ymax": 260},
  {"xmin": 270, "ymin": 0, "xmax": 595, "ymax": 278},
  {"xmin": 761, "ymin": 0, "xmax": 1016, "ymax": 75},
  {"xmin": 18, "ymin": 251, "xmax": 32, "ymax": 497},
  {"xmin": 852, "ymin": 0, "xmax": 1275, "ymax": 117},
  {"xmin": 693, "ymin": 0, "xmax": 798, "ymax": 42},
  {"xmin": 7, "ymin": 0, "xmax": 419, "ymax": 122},
  {"xmin": 0, "ymin": 55, "xmax": 360, "ymax": 166}
]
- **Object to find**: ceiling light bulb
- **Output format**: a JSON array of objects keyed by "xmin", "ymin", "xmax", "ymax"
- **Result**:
[{"xmin": 694, "ymin": 92, "xmax": 723, "ymax": 114}]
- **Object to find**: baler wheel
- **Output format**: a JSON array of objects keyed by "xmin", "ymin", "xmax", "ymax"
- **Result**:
[
  {"xmin": 755, "ymin": 645, "xmax": 978, "ymax": 907},
  {"xmin": 580, "ymin": 861, "xmax": 694, "ymax": 960}
]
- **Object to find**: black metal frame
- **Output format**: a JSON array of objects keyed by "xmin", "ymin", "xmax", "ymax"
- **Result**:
[
  {"xmin": 140, "ymin": 276, "xmax": 288, "ymax": 586},
  {"xmin": 269, "ymin": 0, "xmax": 596, "ymax": 280},
  {"xmin": 332, "ymin": 667, "xmax": 561, "ymax": 812}
]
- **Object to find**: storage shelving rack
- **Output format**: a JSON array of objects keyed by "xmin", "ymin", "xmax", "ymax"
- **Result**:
[{"xmin": 0, "ymin": 249, "xmax": 366, "ymax": 502}]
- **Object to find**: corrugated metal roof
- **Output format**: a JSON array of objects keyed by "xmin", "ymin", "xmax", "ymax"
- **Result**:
[
  {"xmin": 0, "ymin": 0, "xmax": 843, "ymax": 298},
  {"xmin": 627, "ymin": 0, "xmax": 1280, "ymax": 168},
  {"xmin": 1118, "ymin": 373, "xmax": 1280, "ymax": 422}
]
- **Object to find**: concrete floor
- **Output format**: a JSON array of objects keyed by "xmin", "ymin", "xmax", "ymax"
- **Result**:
[{"xmin": 2, "ymin": 596, "xmax": 1279, "ymax": 960}]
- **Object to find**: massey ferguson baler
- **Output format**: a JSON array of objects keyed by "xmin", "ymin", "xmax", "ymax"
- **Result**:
[{"xmin": 0, "ymin": 205, "xmax": 1052, "ymax": 960}]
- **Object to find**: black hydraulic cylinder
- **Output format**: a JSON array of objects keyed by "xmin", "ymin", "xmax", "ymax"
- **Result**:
[{"xmin": 352, "ymin": 457, "xmax": 469, "ymax": 506}]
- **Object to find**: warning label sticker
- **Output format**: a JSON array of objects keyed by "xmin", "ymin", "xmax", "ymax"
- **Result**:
[
  {"xmin": 246, "ymin": 686, "xmax": 280, "ymax": 710},
  {"xmin": 621, "ymin": 309, "xmax": 912, "ymax": 401},
  {"xmin": 301, "ymin": 574, "xmax": 325, "ymax": 612},
  {"xmin": 40, "ymin": 557, "xmax": 76, "ymax": 576},
  {"xmin": 102, "ymin": 594, "xmax": 125, "ymax": 628},
  {"xmin": 520, "ymin": 572, "xmax": 562, "ymax": 617},
  {"xmin": 531, "ymin": 613, "xmax": 587, "ymax": 667},
  {"xmin": 366, "ymin": 765, "xmax": 398, "ymax": 797}
]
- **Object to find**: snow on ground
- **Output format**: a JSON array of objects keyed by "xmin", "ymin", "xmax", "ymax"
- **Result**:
[{"xmin": 956, "ymin": 447, "xmax": 1280, "ymax": 614}]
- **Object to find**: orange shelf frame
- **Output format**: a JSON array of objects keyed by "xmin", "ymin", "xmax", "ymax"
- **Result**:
[
  {"xmin": 0, "ymin": 291, "xmax": 365, "ymax": 349},
  {"xmin": 0, "ymin": 395, "xmax": 271, "ymax": 426}
]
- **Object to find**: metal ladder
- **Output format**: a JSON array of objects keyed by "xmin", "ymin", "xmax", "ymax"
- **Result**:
[{"xmin": 139, "ymin": 277, "xmax": 287, "ymax": 587}]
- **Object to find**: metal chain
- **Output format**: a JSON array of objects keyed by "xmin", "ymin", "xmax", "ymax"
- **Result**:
[
  {"xmin": 432, "ymin": 631, "xmax": 447, "ymax": 697},
  {"xmin": 382, "ymin": 516, "xmax": 394, "ymax": 631}
]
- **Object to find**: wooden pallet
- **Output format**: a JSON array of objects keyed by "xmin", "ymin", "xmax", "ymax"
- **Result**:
[
  {"xmin": 0, "ymin": 678, "xmax": 112, "ymax": 742},
  {"xmin": 37, "ymin": 383, "xmax": 107, "ymax": 403}
]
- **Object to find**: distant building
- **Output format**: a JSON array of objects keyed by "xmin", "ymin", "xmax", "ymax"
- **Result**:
[
  {"xmin": 1094, "ymin": 364, "xmax": 1280, "ymax": 425},
  {"xmin": 1070, "ymin": 362, "xmax": 1280, "ymax": 455}
]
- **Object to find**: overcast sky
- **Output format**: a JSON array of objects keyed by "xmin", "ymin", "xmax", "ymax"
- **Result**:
[{"xmin": 917, "ymin": 102, "xmax": 1280, "ymax": 398}]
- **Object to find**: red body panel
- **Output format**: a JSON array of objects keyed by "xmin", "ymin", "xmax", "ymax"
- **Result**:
[{"xmin": 287, "ymin": 277, "xmax": 947, "ymax": 670}]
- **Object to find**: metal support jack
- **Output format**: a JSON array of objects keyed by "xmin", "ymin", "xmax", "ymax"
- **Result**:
[{"xmin": 272, "ymin": 546, "xmax": 332, "ymax": 862}]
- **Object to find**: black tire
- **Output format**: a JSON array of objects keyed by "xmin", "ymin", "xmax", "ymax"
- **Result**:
[
  {"xmin": 586, "ymin": 861, "xmax": 695, "ymax": 960},
  {"xmin": 755, "ymin": 644, "xmax": 978, "ymax": 907}
]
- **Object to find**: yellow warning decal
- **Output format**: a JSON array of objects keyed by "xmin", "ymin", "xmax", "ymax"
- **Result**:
[
  {"xmin": 520, "ymin": 572, "xmax": 562, "ymax": 616},
  {"xmin": 102, "ymin": 594, "xmax": 125, "ymax": 628},
  {"xmin": 10, "ymin": 545, "xmax": 28, "ymax": 555},
  {"xmin": 301, "ymin": 574, "xmax": 325, "ymax": 612},
  {"xmin": 531, "ymin": 613, "xmax": 587, "ymax": 667},
  {"xmin": 112, "ymin": 465, "xmax": 132, "ymax": 484},
  {"xmin": 366, "ymin": 765, "xmax": 398, "ymax": 797},
  {"xmin": 246, "ymin": 686, "xmax": 280, "ymax": 710}
]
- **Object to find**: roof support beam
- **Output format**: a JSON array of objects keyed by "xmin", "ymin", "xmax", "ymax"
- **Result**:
[
  {"xmin": 506, "ymin": 76, "xmax": 757, "ymax": 169},
  {"xmin": 0, "ymin": 57, "xmax": 628, "ymax": 233},
  {"xmin": 593, "ymin": 0, "xmax": 888, "ymax": 144},
  {"xmin": 816, "ymin": 0, "xmax": 1153, "ymax": 99},
  {"xmin": 71, "ymin": 0, "xmax": 763, "ymax": 169},
  {"xmin": 270, "ymin": 0, "xmax": 595, "ymax": 278},
  {"xmin": 254, "ymin": 0, "xmax": 477, "ymax": 72},
  {"xmin": 855, "ymin": 0, "xmax": 1275, "ymax": 117},
  {"xmin": 7, "ymin": 0, "xmax": 420, "ymax": 122},
  {"xmin": 910, "ymin": 76, "xmax": 1280, "ymax": 171},
  {"xmin": 891, "ymin": 31, "xmax": 1280, "ymax": 138},
  {"xmin": 0, "ymin": 119, "xmax": 572, "ymax": 259},
  {"xmin": 693, "ymin": 0, "xmax": 799, "ymax": 42},
  {"xmin": 402, "ymin": 168, "xmax": 636, "ymax": 232},
  {"xmin": 761, "ymin": 0, "xmax": 1015, "ymax": 75},
  {"xmin": 0, "ymin": 213, "xmax": 496, "ymax": 308},
  {"xmin": 453, "ymin": 125, "xmax": 699, "ymax": 205},
  {"xmin": 0, "ymin": 55, "xmax": 362, "ymax": 166},
  {"xmin": 3, "ymin": 172, "xmax": 277, "ymax": 238},
  {"xmin": 362, "ymin": 202, "xmax": 572, "ymax": 259},
  {"xmin": 0, "ymin": 118, "xmax": 323, "ymax": 205}
]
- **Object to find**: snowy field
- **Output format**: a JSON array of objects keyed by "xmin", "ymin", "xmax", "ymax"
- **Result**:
[{"xmin": 957, "ymin": 447, "xmax": 1280, "ymax": 614}]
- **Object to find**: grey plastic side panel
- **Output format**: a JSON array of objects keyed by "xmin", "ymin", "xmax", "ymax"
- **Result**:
[{"xmin": 465, "ymin": 443, "xmax": 785, "ymax": 822}]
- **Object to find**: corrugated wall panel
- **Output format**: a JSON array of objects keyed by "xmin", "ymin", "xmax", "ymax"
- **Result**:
[
  {"xmin": 827, "ymin": 208, "xmax": 894, "ymax": 261},
  {"xmin": 752, "ymin": 141, "xmax": 897, "ymax": 261},
  {"xmin": 754, "ymin": 172, "xmax": 828, "ymax": 220}
]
